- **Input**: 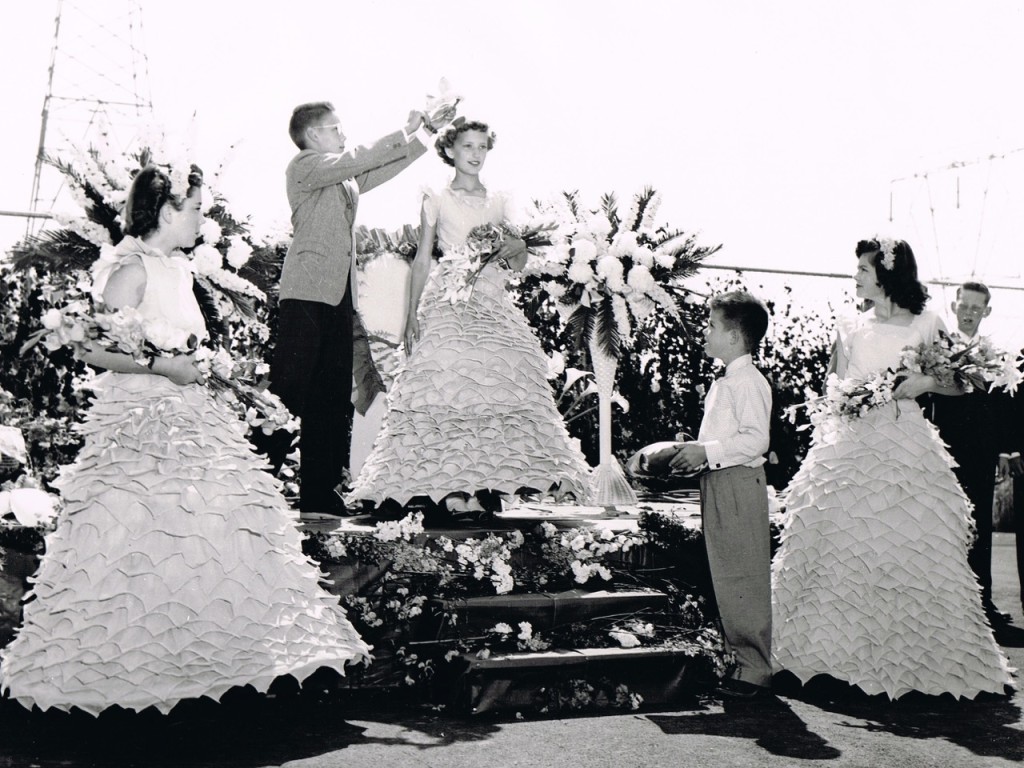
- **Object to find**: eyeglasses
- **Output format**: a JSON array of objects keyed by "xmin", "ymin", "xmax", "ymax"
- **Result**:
[
  {"xmin": 314, "ymin": 123, "xmax": 343, "ymax": 134},
  {"xmin": 956, "ymin": 305, "xmax": 988, "ymax": 315}
]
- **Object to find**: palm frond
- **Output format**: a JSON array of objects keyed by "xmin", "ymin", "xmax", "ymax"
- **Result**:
[
  {"xmin": 192, "ymin": 278, "xmax": 227, "ymax": 343},
  {"xmin": 566, "ymin": 304, "xmax": 595, "ymax": 354},
  {"xmin": 45, "ymin": 155, "xmax": 123, "ymax": 243},
  {"xmin": 599, "ymin": 192, "xmax": 619, "ymax": 237},
  {"xmin": 8, "ymin": 229, "xmax": 100, "ymax": 272},
  {"xmin": 631, "ymin": 186, "xmax": 656, "ymax": 231},
  {"xmin": 561, "ymin": 190, "xmax": 581, "ymax": 219},
  {"xmin": 595, "ymin": 294, "xmax": 622, "ymax": 359},
  {"xmin": 238, "ymin": 244, "xmax": 285, "ymax": 297}
]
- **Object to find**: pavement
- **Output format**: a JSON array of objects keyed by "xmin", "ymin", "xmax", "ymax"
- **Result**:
[{"xmin": 0, "ymin": 534, "xmax": 1022, "ymax": 768}]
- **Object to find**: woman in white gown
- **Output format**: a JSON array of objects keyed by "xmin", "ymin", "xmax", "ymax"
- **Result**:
[
  {"xmin": 0, "ymin": 165, "xmax": 370, "ymax": 715},
  {"xmin": 348, "ymin": 120, "xmax": 590, "ymax": 514},
  {"xmin": 771, "ymin": 237, "xmax": 1014, "ymax": 700}
]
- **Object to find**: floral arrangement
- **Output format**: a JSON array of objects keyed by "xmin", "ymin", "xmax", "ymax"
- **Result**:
[
  {"xmin": 439, "ymin": 221, "xmax": 554, "ymax": 304},
  {"xmin": 516, "ymin": 188, "xmax": 716, "ymax": 359},
  {"xmin": 788, "ymin": 330, "xmax": 1022, "ymax": 429}
]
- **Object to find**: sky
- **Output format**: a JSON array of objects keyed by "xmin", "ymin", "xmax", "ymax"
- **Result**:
[{"xmin": 2, "ymin": 1, "xmax": 1024, "ymax": 344}]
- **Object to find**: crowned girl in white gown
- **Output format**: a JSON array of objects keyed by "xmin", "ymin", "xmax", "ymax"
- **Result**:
[
  {"xmin": 771, "ymin": 238, "xmax": 1013, "ymax": 699},
  {"xmin": 348, "ymin": 120, "xmax": 590, "ymax": 512}
]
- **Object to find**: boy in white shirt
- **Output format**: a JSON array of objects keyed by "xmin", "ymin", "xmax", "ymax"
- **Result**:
[{"xmin": 671, "ymin": 291, "xmax": 773, "ymax": 698}]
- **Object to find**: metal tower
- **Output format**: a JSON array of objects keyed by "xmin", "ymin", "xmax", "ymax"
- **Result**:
[{"xmin": 26, "ymin": 0, "xmax": 153, "ymax": 234}]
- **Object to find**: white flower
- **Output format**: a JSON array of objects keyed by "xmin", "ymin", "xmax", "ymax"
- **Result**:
[
  {"xmin": 654, "ymin": 251, "xmax": 677, "ymax": 269},
  {"xmin": 546, "ymin": 351, "xmax": 566, "ymax": 380},
  {"xmin": 517, "ymin": 622, "xmax": 533, "ymax": 641},
  {"xmin": 190, "ymin": 244, "xmax": 223, "ymax": 276},
  {"xmin": 571, "ymin": 238, "xmax": 598, "ymax": 264},
  {"xmin": 596, "ymin": 255, "xmax": 625, "ymax": 292},
  {"xmin": 609, "ymin": 630, "xmax": 641, "ymax": 648},
  {"xmin": 877, "ymin": 237, "xmax": 897, "ymax": 270},
  {"xmin": 200, "ymin": 219, "xmax": 223, "ymax": 246},
  {"xmin": 225, "ymin": 236, "xmax": 253, "ymax": 270},
  {"xmin": 585, "ymin": 212, "xmax": 612, "ymax": 238},
  {"xmin": 41, "ymin": 309, "xmax": 64, "ymax": 330},
  {"xmin": 570, "ymin": 560, "xmax": 592, "ymax": 583},
  {"xmin": 144, "ymin": 318, "xmax": 194, "ymax": 352},
  {"xmin": 609, "ymin": 230, "xmax": 638, "ymax": 259},
  {"xmin": 567, "ymin": 259, "xmax": 596, "ymax": 285},
  {"xmin": 626, "ymin": 264, "xmax": 656, "ymax": 294},
  {"xmin": 492, "ymin": 622, "xmax": 513, "ymax": 635}
]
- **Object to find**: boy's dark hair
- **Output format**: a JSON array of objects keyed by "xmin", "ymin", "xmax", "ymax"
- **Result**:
[
  {"xmin": 434, "ymin": 118, "xmax": 496, "ymax": 166},
  {"xmin": 124, "ymin": 164, "xmax": 204, "ymax": 238},
  {"xmin": 289, "ymin": 101, "xmax": 335, "ymax": 150},
  {"xmin": 855, "ymin": 238, "xmax": 929, "ymax": 314},
  {"xmin": 957, "ymin": 280, "xmax": 991, "ymax": 304},
  {"xmin": 710, "ymin": 291, "xmax": 769, "ymax": 352}
]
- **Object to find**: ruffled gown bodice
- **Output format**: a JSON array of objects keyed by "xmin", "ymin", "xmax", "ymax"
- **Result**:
[
  {"xmin": 348, "ymin": 185, "xmax": 591, "ymax": 506},
  {"xmin": 771, "ymin": 308, "xmax": 1013, "ymax": 699},
  {"xmin": 0, "ymin": 239, "xmax": 370, "ymax": 715}
]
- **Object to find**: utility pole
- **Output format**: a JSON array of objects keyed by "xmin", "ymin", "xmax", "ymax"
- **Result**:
[{"xmin": 25, "ymin": 0, "xmax": 153, "ymax": 236}]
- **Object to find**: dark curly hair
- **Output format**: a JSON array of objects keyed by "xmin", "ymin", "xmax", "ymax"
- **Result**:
[
  {"xmin": 434, "ymin": 119, "xmax": 496, "ymax": 166},
  {"xmin": 855, "ymin": 238, "xmax": 929, "ymax": 314},
  {"xmin": 124, "ymin": 164, "xmax": 204, "ymax": 238}
]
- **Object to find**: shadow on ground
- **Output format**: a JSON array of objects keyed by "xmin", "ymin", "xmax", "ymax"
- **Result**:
[
  {"xmin": 777, "ymin": 673, "xmax": 1024, "ymax": 764},
  {"xmin": 0, "ymin": 685, "xmax": 501, "ymax": 768},
  {"xmin": 647, "ymin": 692, "xmax": 842, "ymax": 761}
]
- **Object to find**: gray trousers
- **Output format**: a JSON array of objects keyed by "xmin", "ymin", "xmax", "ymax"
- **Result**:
[{"xmin": 700, "ymin": 465, "xmax": 773, "ymax": 687}]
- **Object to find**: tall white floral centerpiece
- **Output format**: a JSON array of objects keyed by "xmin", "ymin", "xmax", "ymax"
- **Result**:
[{"xmin": 525, "ymin": 189, "xmax": 708, "ymax": 507}]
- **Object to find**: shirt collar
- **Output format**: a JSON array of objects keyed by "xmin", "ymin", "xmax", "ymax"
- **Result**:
[{"xmin": 723, "ymin": 354, "xmax": 753, "ymax": 377}]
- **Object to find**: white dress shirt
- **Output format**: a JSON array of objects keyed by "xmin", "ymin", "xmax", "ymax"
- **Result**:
[{"xmin": 698, "ymin": 354, "xmax": 772, "ymax": 470}]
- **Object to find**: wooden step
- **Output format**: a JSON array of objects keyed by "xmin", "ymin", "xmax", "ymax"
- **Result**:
[
  {"xmin": 445, "ymin": 646, "xmax": 698, "ymax": 715},
  {"xmin": 428, "ymin": 588, "xmax": 669, "ymax": 637}
]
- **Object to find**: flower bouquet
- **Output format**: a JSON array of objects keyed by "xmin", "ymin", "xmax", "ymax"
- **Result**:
[
  {"xmin": 439, "ymin": 221, "xmax": 554, "ymax": 304},
  {"xmin": 25, "ymin": 297, "xmax": 296, "ymax": 437},
  {"xmin": 788, "ymin": 331, "xmax": 1021, "ymax": 429}
]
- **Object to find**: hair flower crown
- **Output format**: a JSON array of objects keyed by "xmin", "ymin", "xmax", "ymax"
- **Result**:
[{"xmin": 876, "ymin": 237, "xmax": 897, "ymax": 270}]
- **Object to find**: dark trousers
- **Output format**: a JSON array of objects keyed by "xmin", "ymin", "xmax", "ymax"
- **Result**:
[
  {"xmin": 951, "ymin": 459, "xmax": 996, "ymax": 607},
  {"xmin": 1016, "ymin": 474, "xmax": 1024, "ymax": 611},
  {"xmin": 270, "ymin": 290, "xmax": 354, "ymax": 511}
]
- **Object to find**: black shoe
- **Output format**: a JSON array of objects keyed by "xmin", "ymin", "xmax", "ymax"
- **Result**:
[
  {"xmin": 986, "ymin": 608, "xmax": 1014, "ymax": 631},
  {"xmin": 715, "ymin": 679, "xmax": 770, "ymax": 699}
]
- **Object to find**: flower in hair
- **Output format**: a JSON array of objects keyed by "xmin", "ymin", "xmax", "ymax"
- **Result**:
[{"xmin": 877, "ymin": 237, "xmax": 897, "ymax": 270}]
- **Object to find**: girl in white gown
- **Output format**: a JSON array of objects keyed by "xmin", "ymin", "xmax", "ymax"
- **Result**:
[
  {"xmin": 771, "ymin": 238, "xmax": 1014, "ymax": 700},
  {"xmin": 0, "ymin": 166, "xmax": 370, "ymax": 715},
  {"xmin": 348, "ymin": 120, "xmax": 591, "ymax": 513}
]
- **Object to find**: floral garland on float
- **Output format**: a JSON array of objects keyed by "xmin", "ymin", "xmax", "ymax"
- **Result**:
[
  {"xmin": 8, "ymin": 124, "xmax": 295, "ymax": 439},
  {"xmin": 302, "ymin": 509, "xmax": 734, "ymax": 712},
  {"xmin": 515, "ymin": 188, "xmax": 717, "ymax": 507}
]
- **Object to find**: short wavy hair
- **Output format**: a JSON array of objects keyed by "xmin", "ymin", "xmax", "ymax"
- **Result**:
[
  {"xmin": 289, "ymin": 101, "xmax": 335, "ymax": 149},
  {"xmin": 709, "ymin": 290, "xmax": 770, "ymax": 353},
  {"xmin": 124, "ymin": 164, "xmax": 204, "ymax": 238},
  {"xmin": 855, "ymin": 238, "xmax": 929, "ymax": 314},
  {"xmin": 434, "ymin": 119, "xmax": 496, "ymax": 166}
]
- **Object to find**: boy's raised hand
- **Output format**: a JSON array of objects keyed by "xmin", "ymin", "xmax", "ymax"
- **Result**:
[{"xmin": 405, "ymin": 110, "xmax": 427, "ymax": 136}]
